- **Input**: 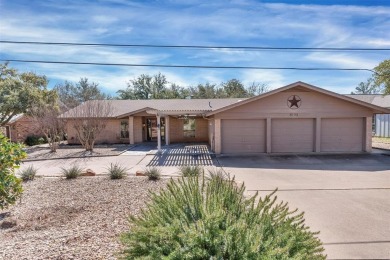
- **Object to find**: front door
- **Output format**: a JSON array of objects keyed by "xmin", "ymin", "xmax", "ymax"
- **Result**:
[{"xmin": 146, "ymin": 118, "xmax": 165, "ymax": 141}]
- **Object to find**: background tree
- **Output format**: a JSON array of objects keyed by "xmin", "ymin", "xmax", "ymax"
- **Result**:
[
  {"xmin": 373, "ymin": 59, "xmax": 390, "ymax": 94},
  {"xmin": 0, "ymin": 63, "xmax": 56, "ymax": 126},
  {"xmin": 350, "ymin": 78, "xmax": 379, "ymax": 94},
  {"xmin": 0, "ymin": 133, "xmax": 26, "ymax": 209},
  {"xmin": 221, "ymin": 79, "xmax": 248, "ymax": 98},
  {"xmin": 54, "ymin": 78, "xmax": 109, "ymax": 109},
  {"xmin": 247, "ymin": 82, "xmax": 270, "ymax": 96},
  {"xmin": 117, "ymin": 73, "xmax": 169, "ymax": 100},
  {"xmin": 353, "ymin": 59, "xmax": 390, "ymax": 95},
  {"xmin": 30, "ymin": 92, "xmax": 66, "ymax": 153},
  {"xmin": 65, "ymin": 100, "xmax": 113, "ymax": 152}
]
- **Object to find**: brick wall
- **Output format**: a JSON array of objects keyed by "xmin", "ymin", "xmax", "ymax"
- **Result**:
[
  {"xmin": 169, "ymin": 117, "xmax": 208, "ymax": 143},
  {"xmin": 9, "ymin": 116, "xmax": 42, "ymax": 143}
]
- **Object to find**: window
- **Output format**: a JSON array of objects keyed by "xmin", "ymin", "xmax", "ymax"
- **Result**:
[
  {"xmin": 120, "ymin": 121, "xmax": 129, "ymax": 138},
  {"xmin": 183, "ymin": 118, "xmax": 195, "ymax": 138}
]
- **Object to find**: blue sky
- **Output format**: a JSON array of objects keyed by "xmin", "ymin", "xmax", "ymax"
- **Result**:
[{"xmin": 0, "ymin": 0, "xmax": 389, "ymax": 95}]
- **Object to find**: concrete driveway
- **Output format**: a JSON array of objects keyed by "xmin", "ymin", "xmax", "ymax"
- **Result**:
[{"xmin": 217, "ymin": 153, "xmax": 390, "ymax": 260}]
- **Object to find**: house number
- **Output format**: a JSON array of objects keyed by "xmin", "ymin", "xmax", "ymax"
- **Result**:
[{"xmin": 289, "ymin": 113, "xmax": 298, "ymax": 117}]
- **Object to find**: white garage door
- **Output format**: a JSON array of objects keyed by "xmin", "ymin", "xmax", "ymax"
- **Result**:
[
  {"xmin": 271, "ymin": 118, "xmax": 315, "ymax": 153},
  {"xmin": 321, "ymin": 118, "xmax": 364, "ymax": 152},
  {"xmin": 221, "ymin": 119, "xmax": 266, "ymax": 153}
]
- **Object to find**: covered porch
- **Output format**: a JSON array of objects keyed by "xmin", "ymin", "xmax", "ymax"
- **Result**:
[{"xmin": 119, "ymin": 108, "xmax": 212, "ymax": 153}]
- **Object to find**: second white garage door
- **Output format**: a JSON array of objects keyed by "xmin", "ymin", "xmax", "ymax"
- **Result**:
[
  {"xmin": 221, "ymin": 119, "xmax": 266, "ymax": 153},
  {"xmin": 271, "ymin": 118, "xmax": 315, "ymax": 153}
]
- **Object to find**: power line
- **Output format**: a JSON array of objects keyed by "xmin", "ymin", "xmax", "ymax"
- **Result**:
[
  {"xmin": 1, "ymin": 40, "xmax": 389, "ymax": 51},
  {"xmin": 1, "ymin": 59, "xmax": 376, "ymax": 73}
]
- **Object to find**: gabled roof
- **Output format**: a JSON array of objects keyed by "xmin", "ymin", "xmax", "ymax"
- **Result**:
[
  {"xmin": 61, "ymin": 98, "xmax": 246, "ymax": 118},
  {"xmin": 345, "ymin": 94, "xmax": 390, "ymax": 109},
  {"xmin": 206, "ymin": 81, "xmax": 390, "ymax": 116}
]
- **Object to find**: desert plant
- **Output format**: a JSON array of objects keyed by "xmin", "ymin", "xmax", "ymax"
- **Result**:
[
  {"xmin": 19, "ymin": 166, "xmax": 38, "ymax": 182},
  {"xmin": 0, "ymin": 134, "xmax": 26, "ymax": 209},
  {"xmin": 106, "ymin": 163, "xmax": 128, "ymax": 179},
  {"xmin": 121, "ymin": 174, "xmax": 326, "ymax": 259},
  {"xmin": 61, "ymin": 165, "xmax": 83, "ymax": 179},
  {"xmin": 144, "ymin": 167, "xmax": 161, "ymax": 181},
  {"xmin": 179, "ymin": 165, "xmax": 203, "ymax": 177}
]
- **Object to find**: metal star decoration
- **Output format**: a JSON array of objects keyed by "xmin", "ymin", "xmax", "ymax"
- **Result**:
[{"xmin": 287, "ymin": 95, "xmax": 301, "ymax": 109}]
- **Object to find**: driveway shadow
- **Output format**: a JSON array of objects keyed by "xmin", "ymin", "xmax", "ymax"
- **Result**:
[
  {"xmin": 145, "ymin": 143, "xmax": 217, "ymax": 166},
  {"xmin": 217, "ymin": 153, "xmax": 390, "ymax": 172}
]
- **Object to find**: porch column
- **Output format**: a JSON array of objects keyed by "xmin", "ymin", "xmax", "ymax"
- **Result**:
[
  {"xmin": 157, "ymin": 114, "xmax": 161, "ymax": 153},
  {"xmin": 129, "ymin": 116, "xmax": 134, "ymax": 145},
  {"xmin": 266, "ymin": 118, "xmax": 271, "ymax": 153},
  {"xmin": 165, "ymin": 116, "xmax": 170, "ymax": 145},
  {"xmin": 365, "ymin": 116, "xmax": 372, "ymax": 152},
  {"xmin": 214, "ymin": 118, "xmax": 221, "ymax": 154},
  {"xmin": 315, "ymin": 117, "xmax": 321, "ymax": 152}
]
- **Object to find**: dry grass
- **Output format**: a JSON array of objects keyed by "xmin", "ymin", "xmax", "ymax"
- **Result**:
[
  {"xmin": 0, "ymin": 177, "xmax": 168, "ymax": 259},
  {"xmin": 373, "ymin": 136, "xmax": 390, "ymax": 144}
]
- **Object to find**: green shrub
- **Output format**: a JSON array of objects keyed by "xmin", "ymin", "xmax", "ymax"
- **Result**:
[
  {"xmin": 144, "ymin": 167, "xmax": 161, "ymax": 181},
  {"xmin": 179, "ymin": 165, "xmax": 203, "ymax": 177},
  {"xmin": 0, "ymin": 134, "xmax": 26, "ymax": 209},
  {"xmin": 61, "ymin": 165, "xmax": 83, "ymax": 179},
  {"xmin": 121, "ymin": 174, "xmax": 326, "ymax": 259},
  {"xmin": 25, "ymin": 135, "xmax": 46, "ymax": 146},
  {"xmin": 19, "ymin": 165, "xmax": 37, "ymax": 182},
  {"xmin": 106, "ymin": 163, "xmax": 127, "ymax": 179}
]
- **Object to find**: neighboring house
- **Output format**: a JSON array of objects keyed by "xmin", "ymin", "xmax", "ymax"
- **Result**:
[
  {"xmin": 61, "ymin": 81, "xmax": 390, "ymax": 154},
  {"xmin": 1, "ymin": 114, "xmax": 42, "ymax": 143},
  {"xmin": 345, "ymin": 94, "xmax": 390, "ymax": 137}
]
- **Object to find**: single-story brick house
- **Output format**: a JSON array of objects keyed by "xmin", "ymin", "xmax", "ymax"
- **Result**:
[
  {"xmin": 0, "ymin": 114, "xmax": 42, "ymax": 143},
  {"xmin": 346, "ymin": 94, "xmax": 390, "ymax": 137},
  {"xmin": 61, "ymin": 81, "xmax": 390, "ymax": 154}
]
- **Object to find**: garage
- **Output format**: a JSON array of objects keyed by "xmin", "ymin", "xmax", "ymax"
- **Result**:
[
  {"xmin": 210, "ymin": 82, "xmax": 389, "ymax": 154},
  {"xmin": 271, "ymin": 118, "xmax": 315, "ymax": 153},
  {"xmin": 221, "ymin": 119, "xmax": 266, "ymax": 153},
  {"xmin": 321, "ymin": 118, "xmax": 364, "ymax": 152}
]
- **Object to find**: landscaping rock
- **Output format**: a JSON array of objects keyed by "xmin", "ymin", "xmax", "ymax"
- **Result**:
[
  {"xmin": 136, "ymin": 171, "xmax": 146, "ymax": 176},
  {"xmin": 81, "ymin": 169, "xmax": 96, "ymax": 176}
]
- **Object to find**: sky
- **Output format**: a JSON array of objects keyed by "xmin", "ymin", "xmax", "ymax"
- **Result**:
[{"xmin": 0, "ymin": 0, "xmax": 389, "ymax": 95}]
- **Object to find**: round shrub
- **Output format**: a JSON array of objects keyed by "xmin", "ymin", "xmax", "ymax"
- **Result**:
[
  {"xmin": 0, "ymin": 134, "xmax": 26, "ymax": 209},
  {"xmin": 121, "ymin": 174, "xmax": 326, "ymax": 259}
]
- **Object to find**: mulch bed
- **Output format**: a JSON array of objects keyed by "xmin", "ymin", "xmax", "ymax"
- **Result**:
[{"xmin": 0, "ymin": 177, "xmax": 168, "ymax": 259}]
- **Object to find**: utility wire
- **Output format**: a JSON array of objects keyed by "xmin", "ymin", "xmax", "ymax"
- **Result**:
[
  {"xmin": 1, "ymin": 59, "xmax": 377, "ymax": 73},
  {"xmin": 1, "ymin": 40, "xmax": 389, "ymax": 51}
]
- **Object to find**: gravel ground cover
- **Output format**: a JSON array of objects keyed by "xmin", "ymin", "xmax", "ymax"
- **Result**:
[
  {"xmin": 0, "ymin": 177, "xmax": 168, "ymax": 259},
  {"xmin": 24, "ymin": 144, "xmax": 132, "ymax": 161}
]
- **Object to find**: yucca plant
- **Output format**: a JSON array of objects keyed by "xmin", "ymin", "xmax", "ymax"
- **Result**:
[
  {"xmin": 179, "ymin": 165, "xmax": 203, "ymax": 177},
  {"xmin": 106, "ymin": 162, "xmax": 127, "ymax": 179},
  {"xmin": 144, "ymin": 167, "xmax": 161, "ymax": 181},
  {"xmin": 61, "ymin": 165, "xmax": 83, "ymax": 179},
  {"xmin": 121, "ymin": 172, "xmax": 326, "ymax": 259},
  {"xmin": 19, "ymin": 166, "xmax": 38, "ymax": 182}
]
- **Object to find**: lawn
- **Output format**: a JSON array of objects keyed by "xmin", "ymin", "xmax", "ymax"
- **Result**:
[
  {"xmin": 0, "ymin": 177, "xmax": 167, "ymax": 259},
  {"xmin": 372, "ymin": 136, "xmax": 390, "ymax": 143}
]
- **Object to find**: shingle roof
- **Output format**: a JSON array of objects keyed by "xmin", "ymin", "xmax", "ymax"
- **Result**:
[
  {"xmin": 61, "ymin": 98, "xmax": 247, "ymax": 118},
  {"xmin": 345, "ymin": 94, "xmax": 390, "ymax": 108}
]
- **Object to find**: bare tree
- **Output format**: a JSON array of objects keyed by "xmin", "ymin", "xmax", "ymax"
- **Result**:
[
  {"xmin": 33, "ymin": 107, "xmax": 66, "ymax": 152},
  {"xmin": 66, "ymin": 100, "xmax": 113, "ymax": 152}
]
